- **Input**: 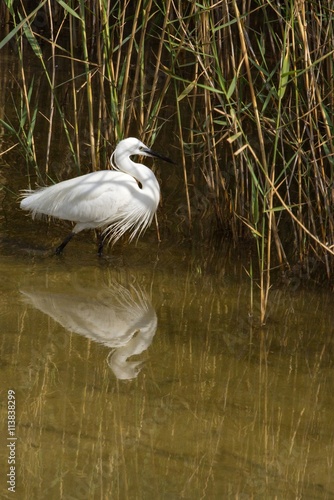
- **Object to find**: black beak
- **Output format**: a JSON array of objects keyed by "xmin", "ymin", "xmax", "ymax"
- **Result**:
[{"xmin": 142, "ymin": 147, "xmax": 174, "ymax": 164}]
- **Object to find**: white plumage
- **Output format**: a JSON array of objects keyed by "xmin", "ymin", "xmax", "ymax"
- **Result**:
[{"xmin": 20, "ymin": 137, "xmax": 172, "ymax": 255}]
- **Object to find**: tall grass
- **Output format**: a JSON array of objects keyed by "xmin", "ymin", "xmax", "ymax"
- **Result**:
[
  {"xmin": 1, "ymin": 0, "xmax": 334, "ymax": 322},
  {"xmin": 164, "ymin": 0, "xmax": 334, "ymax": 322}
]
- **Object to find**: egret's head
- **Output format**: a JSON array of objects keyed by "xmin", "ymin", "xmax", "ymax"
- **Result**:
[{"xmin": 112, "ymin": 137, "xmax": 173, "ymax": 166}]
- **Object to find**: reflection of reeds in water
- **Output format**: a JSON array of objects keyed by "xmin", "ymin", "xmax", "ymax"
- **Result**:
[
  {"xmin": 2, "ymin": 1, "xmax": 334, "ymax": 322},
  {"xmin": 6, "ymin": 259, "xmax": 334, "ymax": 498}
]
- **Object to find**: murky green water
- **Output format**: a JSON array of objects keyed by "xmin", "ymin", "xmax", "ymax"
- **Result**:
[
  {"xmin": 1, "ymin": 45, "xmax": 334, "ymax": 500},
  {"xmin": 1, "ymin": 239, "xmax": 334, "ymax": 499}
]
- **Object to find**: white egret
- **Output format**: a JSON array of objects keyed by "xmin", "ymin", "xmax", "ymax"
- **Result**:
[{"xmin": 20, "ymin": 137, "xmax": 173, "ymax": 255}]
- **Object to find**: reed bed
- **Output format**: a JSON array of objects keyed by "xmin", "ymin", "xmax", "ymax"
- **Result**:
[{"xmin": 1, "ymin": 0, "xmax": 334, "ymax": 322}]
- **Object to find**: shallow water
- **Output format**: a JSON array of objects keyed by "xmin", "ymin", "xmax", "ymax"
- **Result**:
[{"xmin": 0, "ymin": 236, "xmax": 334, "ymax": 499}]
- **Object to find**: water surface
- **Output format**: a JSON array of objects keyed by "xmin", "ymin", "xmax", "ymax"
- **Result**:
[{"xmin": 0, "ymin": 238, "xmax": 334, "ymax": 499}]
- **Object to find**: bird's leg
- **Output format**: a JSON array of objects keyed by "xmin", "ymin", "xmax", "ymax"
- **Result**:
[
  {"xmin": 97, "ymin": 232, "xmax": 106, "ymax": 257},
  {"xmin": 55, "ymin": 232, "xmax": 75, "ymax": 255}
]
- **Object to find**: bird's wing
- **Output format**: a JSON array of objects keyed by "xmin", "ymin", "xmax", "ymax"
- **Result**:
[
  {"xmin": 21, "ymin": 171, "xmax": 138, "ymax": 223},
  {"xmin": 20, "ymin": 170, "xmax": 155, "ymax": 242}
]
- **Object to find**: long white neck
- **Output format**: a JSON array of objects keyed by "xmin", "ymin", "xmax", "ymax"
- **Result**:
[
  {"xmin": 112, "ymin": 151, "xmax": 146, "ymax": 181},
  {"xmin": 111, "ymin": 151, "xmax": 160, "ymax": 205}
]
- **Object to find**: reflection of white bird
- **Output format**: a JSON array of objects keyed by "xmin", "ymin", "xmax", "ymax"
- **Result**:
[
  {"xmin": 20, "ymin": 137, "xmax": 173, "ymax": 255},
  {"xmin": 21, "ymin": 282, "xmax": 157, "ymax": 380}
]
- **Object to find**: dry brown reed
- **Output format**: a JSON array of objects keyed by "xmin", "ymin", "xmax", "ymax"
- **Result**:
[{"xmin": 1, "ymin": 0, "xmax": 334, "ymax": 322}]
